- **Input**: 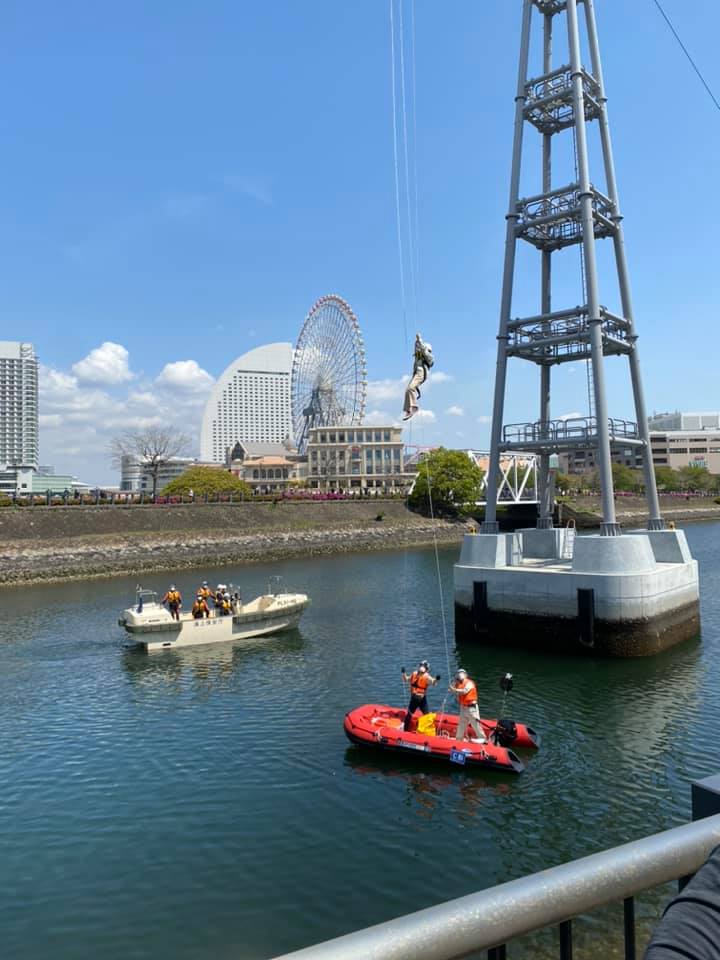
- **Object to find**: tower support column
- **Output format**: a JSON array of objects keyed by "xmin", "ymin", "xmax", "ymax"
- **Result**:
[
  {"xmin": 582, "ymin": 0, "xmax": 664, "ymax": 531},
  {"xmin": 482, "ymin": 0, "xmax": 534, "ymax": 534}
]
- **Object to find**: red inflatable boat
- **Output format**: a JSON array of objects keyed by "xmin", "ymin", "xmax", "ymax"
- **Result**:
[{"xmin": 344, "ymin": 704, "xmax": 540, "ymax": 774}]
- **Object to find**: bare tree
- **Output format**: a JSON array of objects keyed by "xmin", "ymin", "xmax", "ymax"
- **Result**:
[{"xmin": 110, "ymin": 427, "xmax": 192, "ymax": 498}]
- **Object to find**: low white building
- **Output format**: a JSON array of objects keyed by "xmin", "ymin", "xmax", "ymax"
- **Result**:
[
  {"xmin": 306, "ymin": 425, "xmax": 411, "ymax": 492},
  {"xmin": 119, "ymin": 456, "xmax": 221, "ymax": 493},
  {"xmin": 228, "ymin": 439, "xmax": 307, "ymax": 494},
  {"xmin": 650, "ymin": 431, "xmax": 720, "ymax": 473}
]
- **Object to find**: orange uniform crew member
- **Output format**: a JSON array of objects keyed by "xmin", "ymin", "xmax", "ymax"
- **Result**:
[
  {"xmin": 198, "ymin": 582, "xmax": 213, "ymax": 615},
  {"xmin": 191, "ymin": 595, "xmax": 209, "ymax": 619},
  {"xmin": 401, "ymin": 660, "xmax": 440, "ymax": 731},
  {"xmin": 449, "ymin": 668, "xmax": 485, "ymax": 742},
  {"xmin": 162, "ymin": 585, "xmax": 182, "ymax": 622}
]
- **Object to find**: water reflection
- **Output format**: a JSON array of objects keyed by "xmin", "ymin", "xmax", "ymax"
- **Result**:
[
  {"xmin": 344, "ymin": 748, "xmax": 513, "ymax": 822},
  {"xmin": 121, "ymin": 630, "xmax": 306, "ymax": 696}
]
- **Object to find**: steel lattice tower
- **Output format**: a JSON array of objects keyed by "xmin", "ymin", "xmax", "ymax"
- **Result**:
[{"xmin": 482, "ymin": 0, "xmax": 664, "ymax": 537}]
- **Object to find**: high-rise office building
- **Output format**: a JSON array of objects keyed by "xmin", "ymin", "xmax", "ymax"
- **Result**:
[
  {"xmin": 0, "ymin": 341, "xmax": 38, "ymax": 470},
  {"xmin": 200, "ymin": 343, "xmax": 293, "ymax": 463}
]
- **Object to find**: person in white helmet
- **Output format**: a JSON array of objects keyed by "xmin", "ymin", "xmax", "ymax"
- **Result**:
[
  {"xmin": 161, "ymin": 584, "xmax": 182, "ymax": 622},
  {"xmin": 449, "ymin": 668, "xmax": 485, "ymax": 742},
  {"xmin": 401, "ymin": 659, "xmax": 440, "ymax": 731}
]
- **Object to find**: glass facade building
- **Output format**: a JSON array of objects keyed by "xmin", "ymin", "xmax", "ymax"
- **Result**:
[
  {"xmin": 0, "ymin": 341, "xmax": 38, "ymax": 471},
  {"xmin": 200, "ymin": 343, "xmax": 293, "ymax": 463}
]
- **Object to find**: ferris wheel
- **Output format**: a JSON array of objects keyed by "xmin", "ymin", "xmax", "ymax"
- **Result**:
[{"xmin": 291, "ymin": 294, "xmax": 367, "ymax": 454}]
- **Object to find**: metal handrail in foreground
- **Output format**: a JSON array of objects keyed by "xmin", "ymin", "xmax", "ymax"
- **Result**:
[{"xmin": 271, "ymin": 813, "xmax": 720, "ymax": 960}]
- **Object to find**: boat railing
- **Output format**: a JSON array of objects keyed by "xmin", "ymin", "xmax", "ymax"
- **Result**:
[
  {"xmin": 134, "ymin": 588, "xmax": 159, "ymax": 612},
  {"xmin": 271, "ymin": 775, "xmax": 720, "ymax": 960}
]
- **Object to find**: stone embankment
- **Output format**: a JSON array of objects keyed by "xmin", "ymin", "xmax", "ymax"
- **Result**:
[
  {"xmin": 0, "ymin": 501, "xmax": 464, "ymax": 586},
  {"xmin": 559, "ymin": 499, "xmax": 720, "ymax": 529}
]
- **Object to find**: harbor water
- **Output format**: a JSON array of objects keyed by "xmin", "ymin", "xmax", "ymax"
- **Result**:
[{"xmin": 2, "ymin": 522, "xmax": 719, "ymax": 959}]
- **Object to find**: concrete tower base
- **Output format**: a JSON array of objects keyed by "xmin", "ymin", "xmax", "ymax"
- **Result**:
[{"xmin": 454, "ymin": 528, "xmax": 700, "ymax": 657}]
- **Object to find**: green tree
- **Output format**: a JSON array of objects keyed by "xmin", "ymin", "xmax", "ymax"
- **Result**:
[
  {"xmin": 676, "ymin": 465, "xmax": 711, "ymax": 493},
  {"xmin": 161, "ymin": 466, "xmax": 252, "ymax": 498},
  {"xmin": 409, "ymin": 448, "xmax": 484, "ymax": 516},
  {"xmin": 611, "ymin": 462, "xmax": 639, "ymax": 492},
  {"xmin": 586, "ymin": 464, "xmax": 641, "ymax": 493},
  {"xmin": 653, "ymin": 465, "xmax": 678, "ymax": 491}
]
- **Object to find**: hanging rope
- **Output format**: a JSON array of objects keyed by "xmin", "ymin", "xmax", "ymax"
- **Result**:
[
  {"xmin": 391, "ymin": 0, "xmax": 411, "ymax": 702},
  {"xmin": 398, "ymin": 0, "xmax": 418, "ymax": 325},
  {"xmin": 410, "ymin": 0, "xmax": 421, "ymax": 289},
  {"xmin": 652, "ymin": 0, "xmax": 720, "ymax": 115},
  {"xmin": 419, "ymin": 428, "xmax": 452, "ymax": 684},
  {"xmin": 389, "ymin": 0, "xmax": 408, "ymax": 349},
  {"xmin": 390, "ymin": 2, "xmax": 450, "ymax": 701}
]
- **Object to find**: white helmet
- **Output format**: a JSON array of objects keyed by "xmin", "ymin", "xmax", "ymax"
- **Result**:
[{"xmin": 456, "ymin": 668, "xmax": 467, "ymax": 681}]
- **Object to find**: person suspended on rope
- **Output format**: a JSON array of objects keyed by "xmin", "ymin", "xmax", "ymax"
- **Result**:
[
  {"xmin": 449, "ymin": 668, "xmax": 486, "ymax": 743},
  {"xmin": 401, "ymin": 660, "xmax": 440, "ymax": 730},
  {"xmin": 403, "ymin": 333, "xmax": 434, "ymax": 421}
]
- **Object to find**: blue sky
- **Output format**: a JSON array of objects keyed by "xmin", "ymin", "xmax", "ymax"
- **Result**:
[{"xmin": 2, "ymin": 0, "xmax": 718, "ymax": 482}]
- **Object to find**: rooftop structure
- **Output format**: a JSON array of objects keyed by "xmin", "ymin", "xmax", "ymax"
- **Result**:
[
  {"xmin": 200, "ymin": 343, "xmax": 293, "ymax": 463},
  {"xmin": 649, "ymin": 412, "xmax": 720, "ymax": 433}
]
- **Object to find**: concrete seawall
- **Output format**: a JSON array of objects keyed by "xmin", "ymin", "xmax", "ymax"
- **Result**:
[{"xmin": 0, "ymin": 502, "xmax": 463, "ymax": 586}]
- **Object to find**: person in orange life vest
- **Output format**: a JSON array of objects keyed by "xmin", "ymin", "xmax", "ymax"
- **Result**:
[
  {"xmin": 161, "ymin": 585, "xmax": 182, "ymax": 622},
  {"xmin": 198, "ymin": 582, "xmax": 213, "ymax": 615},
  {"xmin": 449, "ymin": 668, "xmax": 485, "ymax": 742},
  {"xmin": 191, "ymin": 594, "xmax": 209, "ymax": 619},
  {"xmin": 401, "ymin": 660, "xmax": 440, "ymax": 731}
]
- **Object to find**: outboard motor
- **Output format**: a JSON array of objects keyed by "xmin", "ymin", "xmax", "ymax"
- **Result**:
[
  {"xmin": 494, "ymin": 717, "xmax": 518, "ymax": 746},
  {"xmin": 491, "ymin": 673, "xmax": 517, "ymax": 745}
]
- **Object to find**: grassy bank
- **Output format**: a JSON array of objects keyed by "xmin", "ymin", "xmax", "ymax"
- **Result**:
[
  {"xmin": 0, "ymin": 501, "xmax": 464, "ymax": 586},
  {"xmin": 557, "ymin": 494, "xmax": 720, "ymax": 528}
]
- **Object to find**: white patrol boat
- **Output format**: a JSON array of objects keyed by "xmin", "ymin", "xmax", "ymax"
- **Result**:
[{"xmin": 119, "ymin": 581, "xmax": 310, "ymax": 652}]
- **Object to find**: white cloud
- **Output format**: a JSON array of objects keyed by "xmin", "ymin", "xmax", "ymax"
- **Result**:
[
  {"xmin": 415, "ymin": 408, "xmax": 436, "ymax": 422},
  {"xmin": 223, "ymin": 174, "xmax": 273, "ymax": 205},
  {"xmin": 367, "ymin": 370, "xmax": 451, "ymax": 408},
  {"xmin": 477, "ymin": 415, "xmax": 492, "ymax": 424},
  {"xmin": 38, "ymin": 348, "xmax": 217, "ymax": 482},
  {"xmin": 364, "ymin": 409, "xmax": 401, "ymax": 426},
  {"xmin": 366, "ymin": 376, "xmax": 406, "ymax": 405},
  {"xmin": 156, "ymin": 360, "xmax": 214, "ymax": 394},
  {"xmin": 72, "ymin": 342, "xmax": 133, "ymax": 385},
  {"xmin": 446, "ymin": 405, "xmax": 464, "ymax": 417},
  {"xmin": 127, "ymin": 390, "xmax": 161, "ymax": 409},
  {"xmin": 558, "ymin": 411, "xmax": 583, "ymax": 421}
]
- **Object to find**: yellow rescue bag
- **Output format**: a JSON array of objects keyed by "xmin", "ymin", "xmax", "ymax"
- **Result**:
[{"xmin": 416, "ymin": 713, "xmax": 437, "ymax": 736}]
